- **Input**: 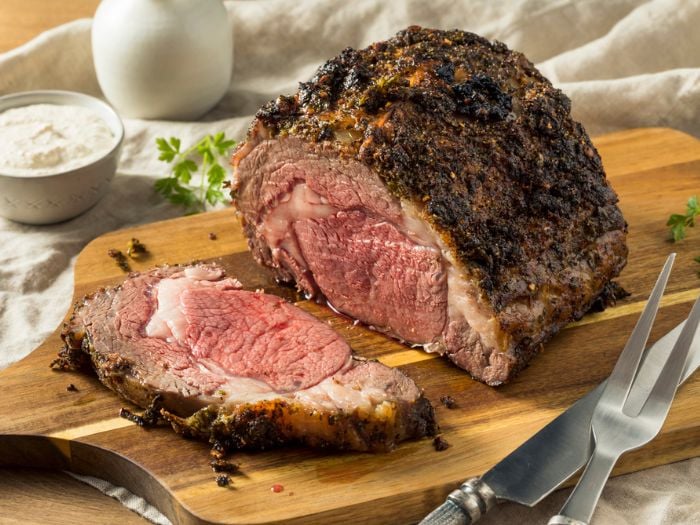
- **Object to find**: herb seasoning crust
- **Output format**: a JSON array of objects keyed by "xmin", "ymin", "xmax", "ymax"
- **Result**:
[{"xmin": 233, "ymin": 26, "xmax": 628, "ymax": 383}]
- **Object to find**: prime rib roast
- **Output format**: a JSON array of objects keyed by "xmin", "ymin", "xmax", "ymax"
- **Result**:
[
  {"xmin": 58, "ymin": 264, "xmax": 436, "ymax": 452},
  {"xmin": 231, "ymin": 26, "xmax": 628, "ymax": 385}
]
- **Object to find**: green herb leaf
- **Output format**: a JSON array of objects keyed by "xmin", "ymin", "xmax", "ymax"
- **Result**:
[
  {"xmin": 174, "ymin": 159, "xmax": 197, "ymax": 184},
  {"xmin": 687, "ymin": 195, "xmax": 699, "ymax": 227},
  {"xmin": 170, "ymin": 191, "xmax": 198, "ymax": 209},
  {"xmin": 667, "ymin": 196, "xmax": 700, "ymax": 242},
  {"xmin": 212, "ymin": 131, "xmax": 236, "ymax": 155},
  {"xmin": 207, "ymin": 164, "xmax": 226, "ymax": 186},
  {"xmin": 205, "ymin": 187, "xmax": 225, "ymax": 206},
  {"xmin": 667, "ymin": 213, "xmax": 686, "ymax": 241},
  {"xmin": 154, "ymin": 133, "xmax": 237, "ymax": 214},
  {"xmin": 667, "ymin": 214, "xmax": 686, "ymax": 226},
  {"xmin": 197, "ymin": 139, "xmax": 215, "ymax": 165},
  {"xmin": 154, "ymin": 177, "xmax": 178, "ymax": 197},
  {"xmin": 156, "ymin": 137, "xmax": 178, "ymax": 162},
  {"xmin": 671, "ymin": 223, "xmax": 686, "ymax": 242}
]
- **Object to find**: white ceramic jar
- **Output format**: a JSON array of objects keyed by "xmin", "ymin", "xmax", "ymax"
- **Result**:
[{"xmin": 92, "ymin": 0, "xmax": 233, "ymax": 120}]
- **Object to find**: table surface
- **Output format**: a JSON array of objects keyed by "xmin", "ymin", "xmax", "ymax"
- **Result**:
[
  {"xmin": 0, "ymin": 4, "xmax": 151, "ymax": 524},
  {"xmin": 0, "ymin": 0, "xmax": 100, "ymax": 53}
]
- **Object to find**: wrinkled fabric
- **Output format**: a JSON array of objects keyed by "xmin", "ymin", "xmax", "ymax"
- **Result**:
[{"xmin": 1, "ymin": 1, "xmax": 698, "ymax": 523}]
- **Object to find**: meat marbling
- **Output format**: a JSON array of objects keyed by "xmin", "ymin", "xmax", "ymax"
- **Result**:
[
  {"xmin": 59, "ymin": 264, "xmax": 436, "ymax": 452},
  {"xmin": 231, "ymin": 26, "xmax": 628, "ymax": 385}
]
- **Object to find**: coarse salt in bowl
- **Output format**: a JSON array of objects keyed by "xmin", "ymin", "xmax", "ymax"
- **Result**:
[{"xmin": 0, "ymin": 90, "xmax": 124, "ymax": 224}]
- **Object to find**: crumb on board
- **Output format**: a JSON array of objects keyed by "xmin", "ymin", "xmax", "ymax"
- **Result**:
[
  {"xmin": 108, "ymin": 239, "xmax": 148, "ymax": 271},
  {"xmin": 107, "ymin": 249, "xmax": 130, "ymax": 272},
  {"xmin": 216, "ymin": 475, "xmax": 231, "ymax": 487},
  {"xmin": 208, "ymin": 232, "xmax": 218, "ymax": 240},
  {"xmin": 433, "ymin": 435, "xmax": 450, "ymax": 451},
  {"xmin": 126, "ymin": 238, "xmax": 147, "ymax": 258},
  {"xmin": 66, "ymin": 383, "xmax": 78, "ymax": 392},
  {"xmin": 439, "ymin": 395, "xmax": 456, "ymax": 409},
  {"xmin": 271, "ymin": 483, "xmax": 284, "ymax": 493}
]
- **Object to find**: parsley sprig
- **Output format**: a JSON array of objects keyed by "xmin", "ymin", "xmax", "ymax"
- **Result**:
[
  {"xmin": 154, "ymin": 132, "xmax": 236, "ymax": 214},
  {"xmin": 667, "ymin": 195, "xmax": 700, "ymax": 242}
]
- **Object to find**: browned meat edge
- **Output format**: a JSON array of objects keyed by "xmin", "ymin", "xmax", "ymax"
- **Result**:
[{"xmin": 55, "ymin": 267, "xmax": 437, "ymax": 453}]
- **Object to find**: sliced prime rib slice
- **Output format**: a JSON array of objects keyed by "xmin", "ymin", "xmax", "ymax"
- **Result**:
[
  {"xmin": 231, "ymin": 26, "xmax": 628, "ymax": 386},
  {"xmin": 59, "ymin": 264, "xmax": 436, "ymax": 452}
]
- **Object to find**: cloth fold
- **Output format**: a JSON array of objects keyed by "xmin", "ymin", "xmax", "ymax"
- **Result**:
[{"xmin": 1, "ymin": 1, "xmax": 698, "ymax": 524}]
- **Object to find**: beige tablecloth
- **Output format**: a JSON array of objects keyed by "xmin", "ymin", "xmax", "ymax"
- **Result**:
[{"xmin": 1, "ymin": 1, "xmax": 699, "ymax": 523}]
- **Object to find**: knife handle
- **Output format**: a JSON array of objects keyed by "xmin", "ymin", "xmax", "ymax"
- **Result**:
[{"xmin": 419, "ymin": 478, "xmax": 496, "ymax": 524}]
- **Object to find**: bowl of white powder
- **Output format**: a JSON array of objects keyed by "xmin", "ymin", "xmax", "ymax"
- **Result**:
[{"xmin": 0, "ymin": 90, "xmax": 124, "ymax": 224}]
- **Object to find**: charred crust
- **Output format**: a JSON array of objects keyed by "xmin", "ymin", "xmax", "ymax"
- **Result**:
[
  {"xmin": 413, "ymin": 395, "xmax": 439, "ymax": 437},
  {"xmin": 452, "ymin": 74, "xmax": 512, "ymax": 121},
  {"xmin": 246, "ymin": 26, "xmax": 627, "ymax": 315},
  {"xmin": 163, "ymin": 397, "xmax": 436, "ymax": 453},
  {"xmin": 142, "ymin": 394, "xmax": 166, "ymax": 425},
  {"xmin": 52, "ymin": 327, "xmax": 91, "ymax": 371},
  {"xmin": 210, "ymin": 458, "xmax": 239, "ymax": 473},
  {"xmin": 317, "ymin": 124, "xmax": 334, "ymax": 142},
  {"xmin": 587, "ymin": 280, "xmax": 630, "ymax": 313},
  {"xmin": 119, "ymin": 396, "xmax": 165, "ymax": 428}
]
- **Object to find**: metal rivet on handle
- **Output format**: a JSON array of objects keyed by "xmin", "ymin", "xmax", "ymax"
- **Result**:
[{"xmin": 446, "ymin": 478, "xmax": 497, "ymax": 522}]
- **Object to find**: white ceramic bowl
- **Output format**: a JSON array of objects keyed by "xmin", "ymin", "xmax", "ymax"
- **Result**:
[{"xmin": 0, "ymin": 90, "xmax": 124, "ymax": 224}]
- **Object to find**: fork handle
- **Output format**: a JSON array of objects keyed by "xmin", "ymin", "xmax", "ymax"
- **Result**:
[{"xmin": 548, "ymin": 448, "xmax": 619, "ymax": 525}]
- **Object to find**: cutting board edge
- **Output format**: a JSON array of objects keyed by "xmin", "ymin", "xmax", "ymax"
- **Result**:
[
  {"xmin": 1, "ymin": 127, "xmax": 700, "ymax": 524},
  {"xmin": 1, "ymin": 419, "xmax": 699, "ymax": 525}
]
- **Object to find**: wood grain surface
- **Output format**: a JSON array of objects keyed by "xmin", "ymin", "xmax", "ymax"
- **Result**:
[
  {"xmin": 1, "ymin": 127, "xmax": 699, "ymax": 524},
  {"xmin": 0, "ymin": 0, "xmax": 99, "ymax": 53}
]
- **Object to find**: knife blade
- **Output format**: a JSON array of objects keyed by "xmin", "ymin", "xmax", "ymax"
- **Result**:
[{"xmin": 420, "ymin": 320, "xmax": 700, "ymax": 525}]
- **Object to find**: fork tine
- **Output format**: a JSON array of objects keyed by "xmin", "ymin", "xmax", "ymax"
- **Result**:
[
  {"xmin": 635, "ymin": 294, "xmax": 700, "ymax": 420},
  {"xmin": 603, "ymin": 253, "xmax": 675, "ymax": 410}
]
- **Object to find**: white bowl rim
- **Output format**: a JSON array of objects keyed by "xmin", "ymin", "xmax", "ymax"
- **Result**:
[{"xmin": 0, "ymin": 89, "xmax": 125, "ymax": 179}]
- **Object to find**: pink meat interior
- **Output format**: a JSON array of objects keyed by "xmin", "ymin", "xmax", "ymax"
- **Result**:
[
  {"xmin": 294, "ymin": 210, "xmax": 446, "ymax": 342},
  {"xmin": 140, "ymin": 269, "xmax": 351, "ymax": 393},
  {"xmin": 245, "ymin": 140, "xmax": 449, "ymax": 345}
]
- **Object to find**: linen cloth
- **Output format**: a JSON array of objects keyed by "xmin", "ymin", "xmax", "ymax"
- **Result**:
[{"xmin": 1, "ymin": 0, "xmax": 699, "ymax": 523}]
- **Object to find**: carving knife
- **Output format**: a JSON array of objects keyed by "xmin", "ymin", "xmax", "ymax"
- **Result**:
[{"xmin": 420, "ymin": 320, "xmax": 700, "ymax": 525}]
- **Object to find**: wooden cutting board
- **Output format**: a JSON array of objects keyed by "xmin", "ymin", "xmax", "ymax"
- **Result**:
[{"xmin": 1, "ymin": 127, "xmax": 699, "ymax": 525}]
